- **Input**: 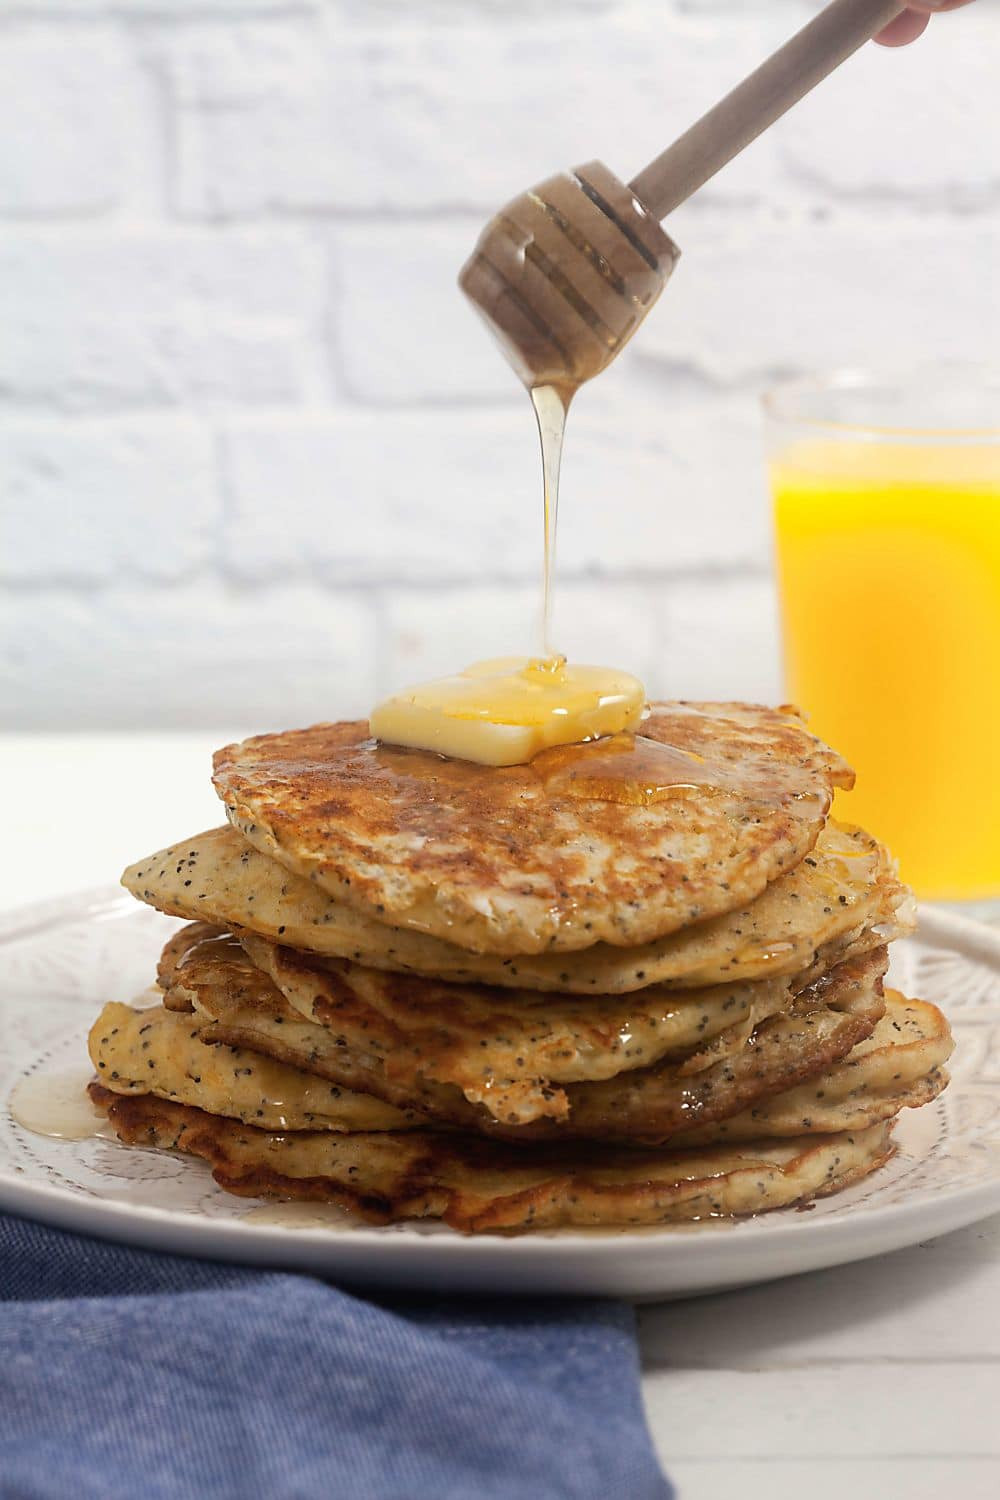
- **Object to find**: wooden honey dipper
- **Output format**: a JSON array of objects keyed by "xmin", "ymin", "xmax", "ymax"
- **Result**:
[{"xmin": 459, "ymin": 0, "xmax": 905, "ymax": 396}]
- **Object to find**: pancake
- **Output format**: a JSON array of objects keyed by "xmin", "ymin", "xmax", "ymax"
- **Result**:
[
  {"xmin": 512, "ymin": 948, "xmax": 888, "ymax": 1145},
  {"xmin": 240, "ymin": 931, "xmax": 807, "ymax": 1124},
  {"xmin": 165, "ymin": 933, "xmax": 888, "ymax": 1144},
  {"xmin": 212, "ymin": 702, "xmax": 854, "ymax": 955},
  {"xmin": 678, "ymin": 993, "xmax": 952, "ymax": 1143},
  {"xmin": 159, "ymin": 923, "xmax": 797, "ymax": 1125},
  {"xmin": 88, "ymin": 1001, "xmax": 422, "ymax": 1132},
  {"xmin": 123, "ymin": 820, "xmax": 910, "ymax": 995},
  {"xmin": 89, "ymin": 1084, "xmax": 895, "ymax": 1233},
  {"xmin": 99, "ymin": 983, "xmax": 945, "ymax": 1151}
]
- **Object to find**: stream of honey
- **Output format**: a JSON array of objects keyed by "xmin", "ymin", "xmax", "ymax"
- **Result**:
[
  {"xmin": 370, "ymin": 370, "xmax": 648, "ymax": 764},
  {"xmin": 530, "ymin": 383, "xmax": 571, "ymax": 659}
]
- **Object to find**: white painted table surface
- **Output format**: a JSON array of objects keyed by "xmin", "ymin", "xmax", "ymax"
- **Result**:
[{"xmin": 3, "ymin": 732, "xmax": 999, "ymax": 1499}]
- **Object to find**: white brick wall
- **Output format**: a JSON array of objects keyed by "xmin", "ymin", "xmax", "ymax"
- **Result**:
[{"xmin": 1, "ymin": 0, "xmax": 997, "ymax": 729}]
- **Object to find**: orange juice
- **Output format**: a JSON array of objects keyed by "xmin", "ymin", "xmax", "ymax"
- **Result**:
[{"xmin": 772, "ymin": 439, "xmax": 1000, "ymax": 899}]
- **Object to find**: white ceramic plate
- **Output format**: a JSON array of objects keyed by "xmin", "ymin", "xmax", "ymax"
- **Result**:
[{"xmin": 2, "ymin": 891, "xmax": 999, "ymax": 1300}]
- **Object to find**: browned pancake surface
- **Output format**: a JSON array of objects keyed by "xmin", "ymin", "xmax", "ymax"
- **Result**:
[
  {"xmin": 212, "ymin": 702, "xmax": 853, "ymax": 955},
  {"xmin": 89, "ymin": 1085, "xmax": 895, "ymax": 1234},
  {"xmin": 679, "ymin": 992, "xmax": 952, "ymax": 1142},
  {"xmin": 239, "ymin": 929, "xmax": 800, "ymax": 1125},
  {"xmin": 165, "ymin": 928, "xmax": 887, "ymax": 1145}
]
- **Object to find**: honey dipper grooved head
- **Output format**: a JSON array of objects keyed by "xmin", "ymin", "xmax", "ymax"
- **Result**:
[{"xmin": 458, "ymin": 160, "xmax": 680, "ymax": 395}]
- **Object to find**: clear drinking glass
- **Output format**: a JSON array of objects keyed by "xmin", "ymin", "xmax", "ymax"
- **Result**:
[{"xmin": 764, "ymin": 367, "xmax": 1000, "ymax": 909}]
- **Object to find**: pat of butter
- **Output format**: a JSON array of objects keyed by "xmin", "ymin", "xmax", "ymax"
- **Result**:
[{"xmin": 370, "ymin": 657, "xmax": 646, "ymax": 767}]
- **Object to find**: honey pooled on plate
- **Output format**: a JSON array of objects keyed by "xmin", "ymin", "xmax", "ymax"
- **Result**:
[{"xmin": 370, "ymin": 655, "xmax": 645, "ymax": 767}]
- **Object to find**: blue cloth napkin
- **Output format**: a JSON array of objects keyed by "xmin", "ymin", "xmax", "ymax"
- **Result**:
[{"xmin": 0, "ymin": 1213, "xmax": 671, "ymax": 1500}]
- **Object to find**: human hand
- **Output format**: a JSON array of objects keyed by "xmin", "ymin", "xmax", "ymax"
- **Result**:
[{"xmin": 875, "ymin": 0, "xmax": 976, "ymax": 48}]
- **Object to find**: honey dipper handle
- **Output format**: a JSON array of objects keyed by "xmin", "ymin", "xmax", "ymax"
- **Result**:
[{"xmin": 629, "ymin": 0, "xmax": 905, "ymax": 221}]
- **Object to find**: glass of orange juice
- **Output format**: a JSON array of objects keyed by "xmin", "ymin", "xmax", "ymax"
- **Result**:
[{"xmin": 766, "ymin": 368, "xmax": 1000, "ymax": 906}]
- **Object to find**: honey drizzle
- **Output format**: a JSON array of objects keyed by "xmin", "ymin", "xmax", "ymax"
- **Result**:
[
  {"xmin": 9, "ymin": 1068, "xmax": 116, "ymax": 1142},
  {"xmin": 530, "ymin": 383, "xmax": 572, "ymax": 659}
]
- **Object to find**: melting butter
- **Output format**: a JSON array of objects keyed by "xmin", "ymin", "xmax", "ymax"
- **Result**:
[{"xmin": 370, "ymin": 656, "xmax": 646, "ymax": 767}]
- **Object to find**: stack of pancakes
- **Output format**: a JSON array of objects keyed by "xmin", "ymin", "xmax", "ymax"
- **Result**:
[{"xmin": 88, "ymin": 703, "xmax": 952, "ymax": 1233}]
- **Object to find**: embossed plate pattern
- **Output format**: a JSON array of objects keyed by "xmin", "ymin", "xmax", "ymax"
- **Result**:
[{"xmin": 1, "ymin": 891, "xmax": 999, "ymax": 1299}]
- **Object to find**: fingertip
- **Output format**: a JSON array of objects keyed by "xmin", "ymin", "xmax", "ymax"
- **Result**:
[{"xmin": 874, "ymin": 11, "xmax": 932, "ymax": 46}]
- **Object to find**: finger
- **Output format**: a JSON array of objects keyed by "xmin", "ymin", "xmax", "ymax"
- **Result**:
[{"xmin": 874, "ymin": 11, "xmax": 931, "ymax": 45}]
